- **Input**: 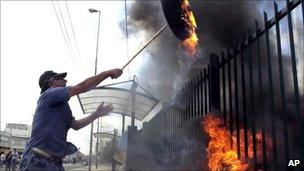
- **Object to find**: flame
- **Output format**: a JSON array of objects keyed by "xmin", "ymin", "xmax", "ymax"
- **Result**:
[
  {"xmin": 202, "ymin": 114, "xmax": 272, "ymax": 171},
  {"xmin": 181, "ymin": 0, "xmax": 198, "ymax": 56}
]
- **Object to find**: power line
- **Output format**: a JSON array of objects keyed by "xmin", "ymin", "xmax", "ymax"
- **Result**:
[
  {"xmin": 55, "ymin": 0, "xmax": 75, "ymax": 58},
  {"xmin": 51, "ymin": 0, "xmax": 71, "ymax": 56},
  {"xmin": 64, "ymin": 0, "xmax": 81, "ymax": 59}
]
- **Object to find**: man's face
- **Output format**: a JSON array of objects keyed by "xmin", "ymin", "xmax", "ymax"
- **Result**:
[{"xmin": 49, "ymin": 76, "xmax": 67, "ymax": 87}]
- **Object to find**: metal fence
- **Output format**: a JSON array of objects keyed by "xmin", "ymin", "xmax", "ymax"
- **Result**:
[{"xmin": 125, "ymin": 0, "xmax": 303, "ymax": 170}]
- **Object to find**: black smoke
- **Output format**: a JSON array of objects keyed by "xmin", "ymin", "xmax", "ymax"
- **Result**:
[{"xmin": 119, "ymin": 1, "xmax": 270, "ymax": 102}]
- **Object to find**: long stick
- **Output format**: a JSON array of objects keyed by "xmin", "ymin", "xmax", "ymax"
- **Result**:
[{"xmin": 122, "ymin": 24, "xmax": 168, "ymax": 70}]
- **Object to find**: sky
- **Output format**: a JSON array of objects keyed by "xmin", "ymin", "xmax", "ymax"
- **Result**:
[{"xmin": 1, "ymin": 1, "xmax": 152, "ymax": 155}]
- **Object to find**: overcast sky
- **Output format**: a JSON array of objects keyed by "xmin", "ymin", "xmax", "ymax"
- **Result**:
[{"xmin": 1, "ymin": 1, "xmax": 149, "ymax": 155}]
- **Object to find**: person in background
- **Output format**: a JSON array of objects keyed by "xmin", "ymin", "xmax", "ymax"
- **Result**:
[
  {"xmin": 0, "ymin": 152, "xmax": 6, "ymax": 168},
  {"xmin": 20, "ymin": 68, "xmax": 122, "ymax": 171},
  {"xmin": 11, "ymin": 149, "xmax": 19, "ymax": 171},
  {"xmin": 5, "ymin": 151, "xmax": 12, "ymax": 171}
]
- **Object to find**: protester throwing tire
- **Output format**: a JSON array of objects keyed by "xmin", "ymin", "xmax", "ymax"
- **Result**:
[{"xmin": 20, "ymin": 68, "xmax": 122, "ymax": 171}]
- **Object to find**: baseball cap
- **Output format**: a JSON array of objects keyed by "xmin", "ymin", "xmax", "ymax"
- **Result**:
[{"xmin": 39, "ymin": 71, "xmax": 67, "ymax": 93}]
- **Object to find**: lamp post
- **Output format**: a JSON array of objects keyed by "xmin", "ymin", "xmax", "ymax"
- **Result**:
[
  {"xmin": 88, "ymin": 8, "xmax": 101, "ymax": 171},
  {"xmin": 89, "ymin": 8, "xmax": 101, "ymax": 75}
]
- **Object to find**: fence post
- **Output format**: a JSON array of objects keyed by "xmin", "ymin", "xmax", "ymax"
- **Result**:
[
  {"xmin": 112, "ymin": 129, "xmax": 117, "ymax": 171},
  {"xmin": 209, "ymin": 53, "xmax": 221, "ymax": 110},
  {"xmin": 126, "ymin": 126, "xmax": 138, "ymax": 170}
]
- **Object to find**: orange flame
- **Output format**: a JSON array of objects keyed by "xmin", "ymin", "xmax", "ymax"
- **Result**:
[
  {"xmin": 202, "ymin": 114, "xmax": 272, "ymax": 171},
  {"xmin": 181, "ymin": 0, "xmax": 198, "ymax": 56}
]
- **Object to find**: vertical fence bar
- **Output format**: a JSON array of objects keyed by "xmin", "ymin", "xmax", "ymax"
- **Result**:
[
  {"xmin": 177, "ymin": 97, "xmax": 180, "ymax": 166},
  {"xmin": 184, "ymin": 86, "xmax": 187, "ymax": 121},
  {"xmin": 286, "ymin": 0, "xmax": 304, "ymax": 166},
  {"xmin": 197, "ymin": 75, "xmax": 200, "ymax": 116},
  {"xmin": 194, "ymin": 79, "xmax": 196, "ymax": 117},
  {"xmin": 177, "ymin": 105, "xmax": 179, "ymax": 166},
  {"xmin": 172, "ymin": 108, "xmax": 175, "ymax": 166},
  {"xmin": 182, "ymin": 87, "xmax": 185, "ymax": 121},
  {"xmin": 233, "ymin": 51, "xmax": 241, "ymax": 159},
  {"xmin": 176, "ymin": 108, "xmax": 178, "ymax": 166},
  {"xmin": 199, "ymin": 72, "xmax": 203, "ymax": 116},
  {"xmin": 194, "ymin": 80, "xmax": 196, "ymax": 117},
  {"xmin": 200, "ymin": 71, "xmax": 204, "ymax": 116},
  {"xmin": 191, "ymin": 81, "xmax": 194, "ymax": 161},
  {"xmin": 185, "ymin": 85, "xmax": 187, "ymax": 120},
  {"xmin": 188, "ymin": 83, "xmax": 191, "ymax": 120},
  {"xmin": 184, "ymin": 85, "xmax": 187, "ymax": 121},
  {"xmin": 263, "ymin": 11, "xmax": 278, "ymax": 170},
  {"xmin": 178, "ymin": 101, "xmax": 181, "ymax": 166},
  {"xmin": 240, "ymin": 45, "xmax": 249, "ymax": 158},
  {"xmin": 195, "ymin": 75, "xmax": 199, "ymax": 117},
  {"xmin": 208, "ymin": 65, "xmax": 211, "ymax": 111},
  {"xmin": 188, "ymin": 80, "xmax": 193, "ymax": 119},
  {"xmin": 174, "ymin": 108, "xmax": 176, "ymax": 166},
  {"xmin": 274, "ymin": 2, "xmax": 289, "ymax": 166},
  {"xmin": 188, "ymin": 83, "xmax": 190, "ymax": 119},
  {"xmin": 171, "ymin": 111, "xmax": 173, "ymax": 167},
  {"xmin": 210, "ymin": 54, "xmax": 221, "ymax": 110},
  {"xmin": 204, "ymin": 68, "xmax": 208, "ymax": 115},
  {"xmin": 190, "ymin": 81, "xmax": 193, "ymax": 119},
  {"xmin": 255, "ymin": 20, "xmax": 268, "ymax": 170},
  {"xmin": 221, "ymin": 52, "xmax": 227, "ymax": 127},
  {"xmin": 192, "ymin": 80, "xmax": 195, "ymax": 117},
  {"xmin": 247, "ymin": 28, "xmax": 258, "ymax": 169},
  {"xmin": 193, "ymin": 76, "xmax": 198, "ymax": 161},
  {"xmin": 227, "ymin": 50, "xmax": 233, "ymax": 148}
]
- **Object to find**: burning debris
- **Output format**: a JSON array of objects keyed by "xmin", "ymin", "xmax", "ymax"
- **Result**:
[
  {"xmin": 161, "ymin": 0, "xmax": 198, "ymax": 56},
  {"xmin": 202, "ymin": 114, "xmax": 272, "ymax": 171}
]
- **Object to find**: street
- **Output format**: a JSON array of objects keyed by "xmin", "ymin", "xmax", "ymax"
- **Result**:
[
  {"xmin": 0, "ymin": 164, "xmax": 112, "ymax": 171},
  {"xmin": 63, "ymin": 163, "xmax": 112, "ymax": 171}
]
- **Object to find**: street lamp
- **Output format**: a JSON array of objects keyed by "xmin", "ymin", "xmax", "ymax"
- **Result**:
[
  {"xmin": 88, "ymin": 8, "xmax": 101, "ymax": 171},
  {"xmin": 88, "ymin": 8, "xmax": 101, "ymax": 75},
  {"xmin": 88, "ymin": 8, "xmax": 99, "ymax": 13}
]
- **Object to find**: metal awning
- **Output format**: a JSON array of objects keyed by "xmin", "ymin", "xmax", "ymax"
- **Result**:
[
  {"xmin": 93, "ymin": 132, "xmax": 114, "ymax": 139},
  {"xmin": 77, "ymin": 79, "xmax": 159, "ymax": 121}
]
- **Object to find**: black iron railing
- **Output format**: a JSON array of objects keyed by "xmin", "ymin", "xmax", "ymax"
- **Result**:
[{"xmin": 125, "ymin": 0, "xmax": 303, "ymax": 170}]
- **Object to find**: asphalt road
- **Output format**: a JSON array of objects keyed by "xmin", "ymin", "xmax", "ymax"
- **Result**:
[
  {"xmin": 63, "ymin": 163, "xmax": 112, "ymax": 171},
  {"xmin": 0, "ymin": 164, "xmax": 112, "ymax": 171}
]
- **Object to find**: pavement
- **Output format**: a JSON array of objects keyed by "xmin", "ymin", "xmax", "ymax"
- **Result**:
[
  {"xmin": 0, "ymin": 163, "xmax": 112, "ymax": 171},
  {"xmin": 63, "ymin": 163, "xmax": 112, "ymax": 171}
]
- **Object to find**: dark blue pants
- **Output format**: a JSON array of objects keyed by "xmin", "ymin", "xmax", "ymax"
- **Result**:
[{"xmin": 20, "ymin": 152, "xmax": 64, "ymax": 171}]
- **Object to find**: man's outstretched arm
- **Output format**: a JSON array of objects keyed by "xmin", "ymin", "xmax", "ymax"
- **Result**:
[
  {"xmin": 71, "ymin": 102, "xmax": 113, "ymax": 130},
  {"xmin": 69, "ymin": 68, "xmax": 122, "ymax": 97}
]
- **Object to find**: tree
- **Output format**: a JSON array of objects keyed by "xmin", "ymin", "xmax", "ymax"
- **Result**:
[{"xmin": 100, "ymin": 140, "xmax": 113, "ymax": 163}]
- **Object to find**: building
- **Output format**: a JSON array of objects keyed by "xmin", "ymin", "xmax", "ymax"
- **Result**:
[
  {"xmin": 0, "ymin": 123, "xmax": 31, "ymax": 153},
  {"xmin": 0, "ymin": 131, "xmax": 11, "ymax": 150}
]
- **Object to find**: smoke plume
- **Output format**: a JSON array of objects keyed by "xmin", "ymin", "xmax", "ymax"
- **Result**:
[{"xmin": 120, "ymin": 1, "xmax": 271, "ymax": 102}]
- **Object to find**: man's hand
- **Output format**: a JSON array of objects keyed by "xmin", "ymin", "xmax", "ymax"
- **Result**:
[
  {"xmin": 108, "ymin": 68, "xmax": 122, "ymax": 79},
  {"xmin": 93, "ymin": 102, "xmax": 114, "ymax": 118},
  {"xmin": 71, "ymin": 102, "xmax": 114, "ymax": 130}
]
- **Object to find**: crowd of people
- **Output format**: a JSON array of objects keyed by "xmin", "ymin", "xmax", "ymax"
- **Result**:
[{"xmin": 0, "ymin": 149, "xmax": 20, "ymax": 171}]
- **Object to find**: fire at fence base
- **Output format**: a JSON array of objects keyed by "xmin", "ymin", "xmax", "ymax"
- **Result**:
[
  {"xmin": 202, "ymin": 114, "xmax": 273, "ymax": 171},
  {"xmin": 120, "ymin": 112, "xmax": 274, "ymax": 171}
]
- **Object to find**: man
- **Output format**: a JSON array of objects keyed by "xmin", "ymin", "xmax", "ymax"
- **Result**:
[
  {"xmin": 11, "ymin": 149, "xmax": 19, "ymax": 171},
  {"xmin": 0, "ymin": 152, "xmax": 5, "ymax": 168},
  {"xmin": 20, "ymin": 68, "xmax": 122, "ymax": 171}
]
